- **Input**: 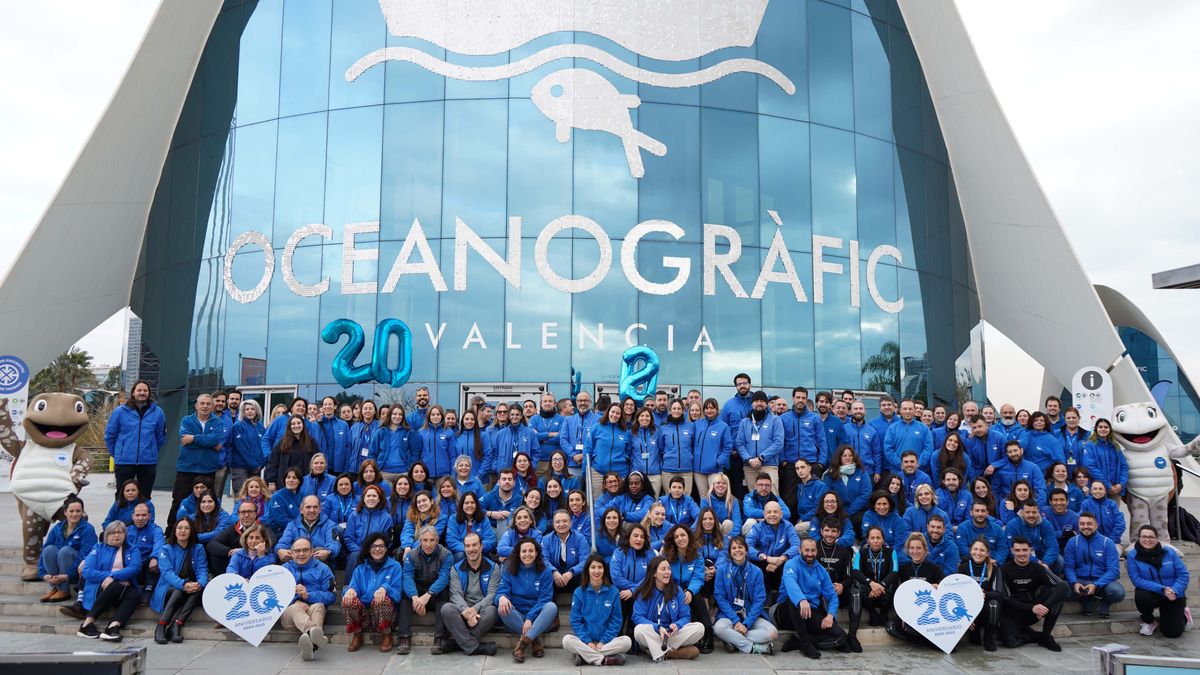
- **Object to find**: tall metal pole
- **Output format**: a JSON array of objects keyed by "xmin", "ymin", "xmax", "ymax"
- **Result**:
[{"xmin": 583, "ymin": 434, "xmax": 596, "ymax": 552}]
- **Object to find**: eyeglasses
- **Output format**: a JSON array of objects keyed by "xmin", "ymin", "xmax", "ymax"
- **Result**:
[
  {"xmin": 291, "ymin": 548, "xmax": 312, "ymax": 554},
  {"xmin": 369, "ymin": 544, "xmax": 388, "ymax": 550}
]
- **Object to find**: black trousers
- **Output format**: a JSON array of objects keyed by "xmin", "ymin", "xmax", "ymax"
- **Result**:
[
  {"xmin": 688, "ymin": 591, "xmax": 713, "ymax": 645},
  {"xmin": 159, "ymin": 587, "xmax": 201, "ymax": 625},
  {"xmin": 1135, "ymin": 589, "xmax": 1188, "ymax": 638},
  {"xmin": 1000, "ymin": 589, "xmax": 1066, "ymax": 642},
  {"xmin": 89, "ymin": 582, "xmax": 141, "ymax": 625},
  {"xmin": 396, "ymin": 588, "xmax": 449, "ymax": 638},
  {"xmin": 752, "ymin": 560, "xmax": 784, "ymax": 602},
  {"xmin": 168, "ymin": 471, "xmax": 212, "ymax": 529},
  {"xmin": 779, "ymin": 461, "xmax": 798, "ymax": 516},
  {"xmin": 728, "ymin": 456, "xmax": 746, "ymax": 499},
  {"xmin": 776, "ymin": 600, "xmax": 846, "ymax": 650},
  {"xmin": 114, "ymin": 464, "xmax": 157, "ymax": 502}
]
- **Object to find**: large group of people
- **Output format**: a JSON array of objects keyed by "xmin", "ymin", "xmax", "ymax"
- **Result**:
[{"xmin": 33, "ymin": 376, "xmax": 1192, "ymax": 661}]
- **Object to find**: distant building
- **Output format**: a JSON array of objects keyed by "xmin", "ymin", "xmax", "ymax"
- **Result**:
[{"xmin": 122, "ymin": 314, "xmax": 141, "ymax": 392}]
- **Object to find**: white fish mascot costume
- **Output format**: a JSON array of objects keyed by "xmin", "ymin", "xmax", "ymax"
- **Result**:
[
  {"xmin": 1110, "ymin": 401, "xmax": 1200, "ymax": 543},
  {"xmin": 0, "ymin": 394, "xmax": 91, "ymax": 580}
]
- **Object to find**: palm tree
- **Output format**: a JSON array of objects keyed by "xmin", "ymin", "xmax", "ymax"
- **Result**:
[
  {"xmin": 31, "ymin": 348, "xmax": 98, "ymax": 395},
  {"xmin": 861, "ymin": 341, "xmax": 900, "ymax": 395}
]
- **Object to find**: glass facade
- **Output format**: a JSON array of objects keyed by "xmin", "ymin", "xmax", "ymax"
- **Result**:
[
  {"xmin": 1119, "ymin": 326, "xmax": 1199, "ymax": 443},
  {"xmin": 132, "ymin": 0, "xmax": 981, "ymax": 436}
]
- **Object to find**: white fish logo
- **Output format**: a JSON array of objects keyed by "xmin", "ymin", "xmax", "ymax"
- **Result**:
[{"xmin": 347, "ymin": 0, "xmax": 796, "ymax": 178}]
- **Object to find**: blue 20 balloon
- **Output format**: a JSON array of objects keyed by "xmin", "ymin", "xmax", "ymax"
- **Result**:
[
  {"xmin": 619, "ymin": 345, "xmax": 660, "ymax": 403},
  {"xmin": 321, "ymin": 318, "xmax": 412, "ymax": 388}
]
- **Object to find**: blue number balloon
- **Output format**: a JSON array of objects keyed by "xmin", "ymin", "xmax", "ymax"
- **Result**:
[
  {"xmin": 619, "ymin": 346, "xmax": 660, "ymax": 403},
  {"xmin": 371, "ymin": 318, "xmax": 413, "ymax": 388},
  {"xmin": 321, "ymin": 319, "xmax": 372, "ymax": 388}
]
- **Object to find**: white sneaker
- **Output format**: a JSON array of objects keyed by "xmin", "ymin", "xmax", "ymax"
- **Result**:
[
  {"xmin": 1139, "ymin": 622, "xmax": 1157, "ymax": 636},
  {"xmin": 299, "ymin": 631, "xmax": 314, "ymax": 660}
]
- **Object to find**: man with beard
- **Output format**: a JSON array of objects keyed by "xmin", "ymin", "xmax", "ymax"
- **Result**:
[
  {"xmin": 781, "ymin": 387, "xmax": 826, "ymax": 511},
  {"xmin": 736, "ymin": 391, "xmax": 784, "ymax": 495},
  {"xmin": 559, "ymin": 391, "xmax": 598, "ymax": 468},
  {"xmin": 814, "ymin": 518, "xmax": 860, "ymax": 652},
  {"xmin": 842, "ymin": 401, "xmax": 880, "ymax": 485},
  {"xmin": 408, "ymin": 387, "xmax": 431, "ymax": 430},
  {"xmin": 530, "ymin": 393, "xmax": 564, "ymax": 473},
  {"xmin": 1000, "ymin": 538, "xmax": 1066, "ymax": 651},
  {"xmin": 720, "ymin": 373, "xmax": 754, "ymax": 497},
  {"xmin": 776, "ymin": 537, "xmax": 850, "ymax": 659}
]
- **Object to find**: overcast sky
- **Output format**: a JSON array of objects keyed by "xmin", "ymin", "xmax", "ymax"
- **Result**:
[{"xmin": 1, "ymin": 1, "xmax": 1197, "ymax": 377}]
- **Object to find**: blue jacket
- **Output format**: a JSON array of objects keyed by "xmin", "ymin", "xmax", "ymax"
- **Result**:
[
  {"xmin": 349, "ymin": 419, "xmax": 380, "ymax": 470},
  {"xmin": 867, "ymin": 414, "xmax": 898, "ymax": 455},
  {"xmin": 714, "ymin": 559, "xmax": 768, "ymax": 624},
  {"xmin": 530, "ymin": 413, "xmax": 566, "ymax": 463},
  {"xmin": 955, "ymin": 516, "xmax": 1008, "ymax": 563},
  {"xmin": 177, "ymin": 414, "xmax": 226, "ymax": 474},
  {"xmin": 105, "ymin": 402, "xmax": 166, "ymax": 466},
  {"xmin": 321, "ymin": 492, "xmax": 356, "ymax": 527},
  {"xmin": 842, "ymin": 419, "xmax": 881, "ymax": 476},
  {"xmin": 102, "ymin": 499, "xmax": 156, "ymax": 528},
  {"xmin": 417, "ymin": 424, "xmax": 457, "ymax": 478},
  {"xmin": 1080, "ymin": 440, "xmax": 1129, "ymax": 495},
  {"xmin": 901, "ymin": 504, "xmax": 949, "ymax": 539},
  {"xmin": 1063, "ymin": 532, "xmax": 1120, "ymax": 587},
  {"xmin": 490, "ymin": 424, "xmax": 540, "ymax": 474},
  {"xmin": 618, "ymin": 492, "xmax": 656, "ymax": 525},
  {"xmin": 230, "ymin": 549, "xmax": 276, "ymax": 578},
  {"xmin": 542, "ymin": 531, "xmax": 589, "ymax": 575},
  {"xmin": 883, "ymin": 419, "xmax": 933, "ymax": 474},
  {"xmin": 736, "ymin": 413, "xmax": 784, "ymax": 467},
  {"xmin": 445, "ymin": 515, "xmax": 497, "ymax": 556},
  {"xmin": 300, "ymin": 473, "xmax": 336, "ymax": 502},
  {"xmin": 586, "ymin": 422, "xmax": 631, "ymax": 475},
  {"xmin": 1041, "ymin": 507, "xmax": 1080, "ymax": 543},
  {"xmin": 454, "ymin": 476, "xmax": 486, "ymax": 500},
  {"xmin": 794, "ymin": 477, "xmax": 828, "ymax": 524},
  {"xmin": 1127, "ymin": 546, "xmax": 1190, "ymax": 598},
  {"xmin": 742, "ymin": 491, "xmax": 791, "ymax": 521},
  {"xmin": 399, "ymin": 514, "xmax": 447, "ymax": 550},
  {"xmin": 782, "ymin": 556, "xmax": 838, "ymax": 612},
  {"xmin": 559, "ymin": 411, "xmax": 600, "ymax": 468},
  {"xmin": 455, "ymin": 433, "xmax": 492, "ymax": 482},
  {"xmin": 571, "ymin": 583, "xmax": 622, "ymax": 643},
  {"xmin": 719, "ymin": 393, "xmax": 752, "ymax": 430},
  {"xmin": 407, "ymin": 407, "xmax": 429, "ymax": 433},
  {"xmin": 497, "ymin": 563, "xmax": 554, "ymax": 615},
  {"xmin": 480, "ymin": 487, "xmax": 522, "ymax": 523},
  {"xmin": 126, "ymin": 521, "xmax": 165, "ymax": 564},
  {"xmin": 264, "ymin": 488, "xmax": 302, "ymax": 536},
  {"xmin": 39, "ymin": 520, "xmax": 97, "ymax": 576},
  {"xmin": 1021, "ymin": 430, "xmax": 1065, "ymax": 470},
  {"xmin": 781, "ymin": 408, "xmax": 826, "ymax": 464},
  {"xmin": 370, "ymin": 426, "xmax": 420, "ymax": 474},
  {"xmin": 990, "ymin": 458, "xmax": 1047, "ymax": 504},
  {"xmin": 897, "ymin": 469, "xmax": 933, "ymax": 506},
  {"xmin": 316, "ymin": 416, "xmax": 352, "ymax": 474},
  {"xmin": 195, "ymin": 510, "xmax": 235, "ymax": 545},
  {"xmin": 632, "ymin": 586, "xmax": 690, "ymax": 629},
  {"xmin": 747, "ymin": 520, "xmax": 800, "ymax": 560},
  {"xmin": 1056, "ymin": 426, "xmax": 1089, "ymax": 465},
  {"xmin": 629, "ymin": 428, "xmax": 661, "ymax": 476},
  {"xmin": 669, "ymin": 555, "xmax": 705, "ymax": 596},
  {"xmin": 344, "ymin": 507, "xmax": 395, "ymax": 554},
  {"xmin": 496, "ymin": 525, "xmax": 539, "ymax": 560},
  {"xmin": 820, "ymin": 414, "xmax": 848, "ymax": 463},
  {"xmin": 402, "ymin": 546, "xmax": 452, "ymax": 597},
  {"xmin": 700, "ymin": 495, "xmax": 743, "ymax": 534},
  {"xmin": 698, "ymin": 532, "xmax": 727, "ymax": 566},
  {"xmin": 862, "ymin": 510, "xmax": 906, "ymax": 550},
  {"xmin": 346, "ymin": 556, "xmax": 405, "ymax": 604},
  {"xmin": 660, "ymin": 495, "xmax": 700, "ymax": 528},
  {"xmin": 807, "ymin": 519, "xmax": 854, "ymax": 548},
  {"xmin": 657, "ymin": 419, "xmax": 695, "ymax": 473},
  {"xmin": 283, "ymin": 558, "xmax": 336, "ymax": 606},
  {"xmin": 1078, "ymin": 496, "xmax": 1126, "ymax": 542},
  {"xmin": 929, "ymin": 451, "xmax": 975, "ymax": 485},
  {"xmin": 1004, "ymin": 516, "xmax": 1060, "ymax": 567},
  {"xmin": 611, "ymin": 547, "xmax": 652, "ymax": 591},
  {"xmin": 150, "ymin": 542, "xmax": 209, "ymax": 613},
  {"xmin": 278, "ymin": 514, "xmax": 342, "ymax": 559},
  {"xmin": 926, "ymin": 535, "xmax": 961, "ymax": 576},
  {"xmin": 570, "ymin": 510, "xmax": 592, "ymax": 540},
  {"xmin": 934, "ymin": 487, "xmax": 972, "ymax": 527},
  {"xmin": 229, "ymin": 419, "xmax": 266, "ymax": 470},
  {"xmin": 691, "ymin": 417, "xmax": 732, "ymax": 473},
  {"xmin": 80, "ymin": 542, "xmax": 141, "ymax": 610},
  {"xmin": 962, "ymin": 430, "xmax": 1007, "ymax": 473},
  {"xmin": 260, "ymin": 415, "xmax": 321, "ymax": 464}
]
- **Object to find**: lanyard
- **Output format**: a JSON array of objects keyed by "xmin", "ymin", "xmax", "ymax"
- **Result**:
[
  {"xmin": 867, "ymin": 549, "xmax": 884, "ymax": 580},
  {"xmin": 968, "ymin": 560, "xmax": 986, "ymax": 586}
]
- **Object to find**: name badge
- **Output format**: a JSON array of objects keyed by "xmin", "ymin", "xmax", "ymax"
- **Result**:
[
  {"xmin": 361, "ymin": 448, "xmax": 369, "ymax": 457},
  {"xmin": 642, "ymin": 452, "xmax": 650, "ymax": 459},
  {"xmin": 751, "ymin": 431, "xmax": 760, "ymax": 441},
  {"xmin": 576, "ymin": 443, "xmax": 584, "ymax": 451},
  {"xmin": 733, "ymin": 597, "xmax": 745, "ymax": 607}
]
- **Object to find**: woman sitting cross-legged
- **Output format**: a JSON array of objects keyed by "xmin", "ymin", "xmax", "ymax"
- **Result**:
[
  {"xmin": 342, "ymin": 532, "xmax": 404, "ymax": 653},
  {"xmin": 76, "ymin": 521, "xmax": 143, "ymax": 642},
  {"xmin": 39, "ymin": 495, "xmax": 96, "ymax": 603},
  {"xmin": 713, "ymin": 535, "xmax": 777, "ymax": 655},
  {"xmin": 152, "ymin": 517, "xmax": 209, "ymax": 644},
  {"xmin": 562, "ymin": 554, "xmax": 632, "ymax": 666},
  {"xmin": 496, "ymin": 536, "xmax": 558, "ymax": 663},
  {"xmin": 631, "ymin": 556, "xmax": 705, "ymax": 662}
]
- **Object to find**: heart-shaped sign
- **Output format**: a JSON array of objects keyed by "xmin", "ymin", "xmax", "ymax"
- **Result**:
[
  {"xmin": 892, "ymin": 573, "xmax": 985, "ymax": 654},
  {"xmin": 202, "ymin": 565, "xmax": 296, "ymax": 647}
]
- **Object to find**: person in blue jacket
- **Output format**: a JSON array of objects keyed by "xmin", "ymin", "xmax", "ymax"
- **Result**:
[
  {"xmin": 104, "ymin": 479, "xmax": 156, "ymax": 528},
  {"xmin": 742, "ymin": 472, "xmax": 792, "ymax": 534},
  {"xmin": 843, "ymin": 401, "xmax": 881, "ymax": 482},
  {"xmin": 1080, "ymin": 419, "xmax": 1129, "ymax": 498},
  {"xmin": 747, "ymin": 501, "xmax": 801, "ymax": 592},
  {"xmin": 962, "ymin": 415, "xmax": 1007, "ymax": 475},
  {"xmin": 1021, "ymin": 412, "xmax": 1066, "ymax": 470},
  {"xmin": 929, "ymin": 432, "xmax": 974, "ymax": 484},
  {"xmin": 344, "ymin": 485, "xmax": 395, "ymax": 578},
  {"xmin": 806, "ymin": 494, "xmax": 855, "ymax": 548},
  {"xmin": 736, "ymin": 392, "xmax": 784, "ymax": 495},
  {"xmin": 776, "ymin": 537, "xmax": 850, "ymax": 659},
  {"xmin": 1047, "ymin": 462, "xmax": 1086, "ymax": 512},
  {"xmin": 228, "ymin": 523, "xmax": 275, "ymax": 579},
  {"xmin": 542, "ymin": 510, "xmax": 589, "ymax": 590},
  {"xmin": 861, "ymin": 491, "xmax": 906, "ymax": 551},
  {"xmin": 125, "ymin": 503, "xmax": 165, "ymax": 596},
  {"xmin": 1127, "ymin": 525, "xmax": 1191, "ymax": 638},
  {"xmin": 660, "ymin": 475, "xmax": 700, "ymax": 529},
  {"xmin": 895, "ymin": 451, "xmax": 933, "ymax": 506},
  {"xmin": 657, "ymin": 400, "xmax": 696, "ymax": 495},
  {"xmin": 713, "ymin": 535, "xmax": 776, "ymax": 654},
  {"xmin": 611, "ymin": 525, "xmax": 652, "ymax": 637},
  {"xmin": 416, "ymin": 405, "xmax": 457, "ymax": 479},
  {"xmin": 1056, "ymin": 408, "xmax": 1089, "ymax": 465},
  {"xmin": 445, "ymin": 492, "xmax": 497, "ymax": 560},
  {"xmin": 174, "ymin": 475, "xmax": 212, "ymax": 524},
  {"xmin": 341, "ymin": 531, "xmax": 405, "ymax": 653},
  {"xmin": 228, "ymin": 399, "xmax": 265, "ymax": 494},
  {"xmin": 921, "ymin": 515, "xmax": 961, "ymax": 576},
  {"xmin": 929, "ymin": 412, "xmax": 962, "ymax": 464},
  {"xmin": 1063, "ymin": 513, "xmax": 1124, "ymax": 619},
  {"xmin": 191, "ymin": 490, "xmax": 234, "ymax": 568},
  {"xmin": 300, "ymin": 452, "xmax": 336, "ymax": 501},
  {"xmin": 793, "ymin": 459, "xmax": 828, "ymax": 534},
  {"xmin": 595, "ymin": 507, "xmax": 623, "ymax": 559},
  {"xmin": 586, "ymin": 404, "xmax": 631, "ymax": 492},
  {"xmin": 396, "ymin": 526, "xmax": 453, "ymax": 654},
  {"xmin": 315, "ymin": 396, "xmax": 352, "ymax": 475},
  {"xmin": 260, "ymin": 398, "xmax": 321, "ymax": 471},
  {"xmin": 491, "ymin": 407, "xmax": 541, "ymax": 476},
  {"xmin": 700, "ymin": 472, "xmax": 742, "ymax": 535},
  {"xmin": 661, "ymin": 525, "xmax": 714, "ymax": 653},
  {"xmin": 935, "ymin": 467, "xmax": 972, "ymax": 528},
  {"xmin": 323, "ymin": 474, "xmax": 357, "ymax": 529},
  {"xmin": 265, "ymin": 468, "xmax": 304, "ymax": 537},
  {"xmin": 74, "ymin": 521, "xmax": 142, "ymax": 641},
  {"xmin": 692, "ymin": 399, "xmax": 733, "ymax": 496},
  {"xmin": 899, "ymin": 484, "xmax": 948, "ymax": 549},
  {"xmin": 1042, "ymin": 489, "xmax": 1080, "ymax": 549},
  {"xmin": 280, "ymin": 536, "xmax": 337, "ymax": 661},
  {"xmin": 1079, "ymin": 479, "xmax": 1126, "ymax": 543},
  {"xmin": 105, "ymin": 380, "xmax": 166, "ymax": 501},
  {"xmin": 989, "ymin": 441, "xmax": 1048, "ymax": 505},
  {"xmin": 151, "ymin": 517, "xmax": 209, "ymax": 644},
  {"xmin": 369, "ymin": 407, "xmax": 417, "ymax": 482},
  {"xmin": 539, "ymin": 450, "xmax": 581, "ymax": 495},
  {"xmin": 169, "ymin": 394, "xmax": 225, "ymax": 529},
  {"xmin": 632, "ymin": 556, "xmax": 705, "ymax": 662},
  {"xmin": 529, "ymin": 392, "xmax": 566, "ymax": 468},
  {"xmin": 348, "ymin": 400, "xmax": 380, "ymax": 471},
  {"xmin": 955, "ymin": 500, "xmax": 1009, "ymax": 564},
  {"xmin": 824, "ymin": 445, "xmax": 872, "ymax": 524},
  {"xmin": 562, "ymin": 554, "xmax": 632, "ymax": 666},
  {"xmin": 38, "ymin": 496, "xmax": 97, "ymax": 603},
  {"xmin": 496, "ymin": 536, "xmax": 557, "ymax": 662},
  {"xmin": 883, "ymin": 400, "xmax": 932, "ymax": 475},
  {"xmin": 277, "ymin": 496, "xmax": 342, "ymax": 565},
  {"xmin": 450, "ymin": 455, "xmax": 486, "ymax": 499},
  {"xmin": 629, "ymin": 409, "xmax": 662, "ymax": 495},
  {"xmin": 1005, "ymin": 500, "xmax": 1062, "ymax": 574}
]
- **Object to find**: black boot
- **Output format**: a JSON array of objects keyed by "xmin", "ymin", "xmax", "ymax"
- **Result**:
[
  {"xmin": 154, "ymin": 623, "xmax": 168, "ymax": 645},
  {"xmin": 982, "ymin": 625, "xmax": 997, "ymax": 652},
  {"xmin": 171, "ymin": 621, "xmax": 184, "ymax": 643}
]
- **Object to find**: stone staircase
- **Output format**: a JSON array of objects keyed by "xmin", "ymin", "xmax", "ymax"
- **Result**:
[{"xmin": 3, "ymin": 543, "xmax": 1197, "ymax": 647}]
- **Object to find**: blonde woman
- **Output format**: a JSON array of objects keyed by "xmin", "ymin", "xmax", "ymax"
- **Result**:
[{"xmin": 699, "ymin": 473, "xmax": 741, "ymax": 535}]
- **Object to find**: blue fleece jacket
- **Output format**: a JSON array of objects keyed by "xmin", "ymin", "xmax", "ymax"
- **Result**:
[
  {"xmin": 657, "ymin": 419, "xmax": 695, "ymax": 473},
  {"xmin": 883, "ymin": 419, "xmax": 932, "ymax": 474},
  {"xmin": 736, "ymin": 413, "xmax": 784, "ymax": 467},
  {"xmin": 692, "ymin": 417, "xmax": 732, "ymax": 473},
  {"xmin": 955, "ymin": 516, "xmax": 1008, "ymax": 564},
  {"xmin": 1063, "ymin": 532, "xmax": 1120, "ymax": 587},
  {"xmin": 39, "ymin": 520, "xmax": 97, "ymax": 576},
  {"xmin": 585, "ymin": 422, "xmax": 631, "ymax": 475},
  {"xmin": 277, "ymin": 514, "xmax": 342, "ymax": 559},
  {"xmin": 782, "ymin": 556, "xmax": 838, "ymax": 612},
  {"xmin": 316, "ymin": 416, "xmax": 352, "ymax": 474},
  {"xmin": 962, "ymin": 430, "xmax": 1007, "ymax": 472},
  {"xmin": 1081, "ymin": 440, "xmax": 1129, "ymax": 495},
  {"xmin": 742, "ymin": 491, "xmax": 791, "ymax": 522},
  {"xmin": 542, "ymin": 531, "xmax": 589, "ymax": 575},
  {"xmin": 660, "ymin": 494, "xmax": 700, "ymax": 528},
  {"xmin": 629, "ymin": 428, "xmax": 661, "ymax": 476},
  {"xmin": 346, "ymin": 556, "xmax": 405, "ymax": 605},
  {"xmin": 558, "ymin": 411, "xmax": 599, "ymax": 468},
  {"xmin": 445, "ymin": 515, "xmax": 497, "ymax": 556},
  {"xmin": 632, "ymin": 586, "xmax": 690, "ymax": 629},
  {"xmin": 1021, "ymin": 429, "xmax": 1065, "ymax": 470},
  {"xmin": 935, "ymin": 487, "xmax": 972, "ymax": 527},
  {"xmin": 842, "ymin": 419, "xmax": 881, "ymax": 476},
  {"xmin": 1126, "ymin": 545, "xmax": 1190, "ymax": 598},
  {"xmin": 794, "ymin": 477, "xmax": 828, "ymax": 524},
  {"xmin": 177, "ymin": 414, "xmax": 225, "ymax": 474},
  {"xmin": 283, "ymin": 558, "xmax": 336, "ymax": 605},
  {"xmin": 1078, "ymin": 496, "xmax": 1126, "ymax": 542},
  {"xmin": 370, "ymin": 426, "xmax": 420, "ymax": 474},
  {"xmin": 418, "ymin": 424, "xmax": 457, "ymax": 478},
  {"xmin": 571, "ymin": 583, "xmax": 622, "ymax": 643},
  {"xmin": 230, "ymin": 549, "xmax": 276, "ymax": 578},
  {"xmin": 714, "ymin": 558, "xmax": 768, "ymax": 623},
  {"xmin": 610, "ymin": 547, "xmax": 651, "ymax": 591},
  {"xmin": 105, "ymin": 402, "xmax": 166, "ymax": 466},
  {"xmin": 490, "ymin": 424, "xmax": 540, "ymax": 474},
  {"xmin": 102, "ymin": 499, "xmax": 156, "ymax": 528},
  {"xmin": 747, "ymin": 520, "xmax": 801, "ymax": 560},
  {"xmin": 263, "ymin": 488, "xmax": 302, "ymax": 536},
  {"xmin": 781, "ymin": 408, "xmax": 827, "ymax": 465},
  {"xmin": 1004, "ymin": 516, "xmax": 1060, "ymax": 567},
  {"xmin": 700, "ymin": 495, "xmax": 743, "ymax": 534},
  {"xmin": 229, "ymin": 419, "xmax": 266, "ymax": 470},
  {"xmin": 80, "ymin": 542, "xmax": 141, "ymax": 610},
  {"xmin": 530, "ymin": 413, "xmax": 566, "ymax": 463},
  {"xmin": 862, "ymin": 510, "xmax": 906, "ymax": 550},
  {"xmin": 150, "ymin": 542, "xmax": 208, "ymax": 613},
  {"xmin": 496, "ymin": 563, "xmax": 554, "ymax": 615},
  {"xmin": 344, "ymin": 507, "xmax": 395, "ymax": 555},
  {"xmin": 990, "ymin": 458, "xmax": 1048, "ymax": 504}
]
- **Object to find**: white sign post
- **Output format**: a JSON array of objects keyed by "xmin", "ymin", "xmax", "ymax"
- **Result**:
[
  {"xmin": 0, "ymin": 355, "xmax": 31, "ymax": 493},
  {"xmin": 1071, "ymin": 366, "xmax": 1113, "ymax": 431},
  {"xmin": 893, "ymin": 574, "xmax": 985, "ymax": 654},
  {"xmin": 202, "ymin": 566, "xmax": 295, "ymax": 647}
]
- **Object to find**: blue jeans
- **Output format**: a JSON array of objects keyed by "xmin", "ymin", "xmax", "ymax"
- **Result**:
[
  {"xmin": 1068, "ymin": 580, "xmax": 1126, "ymax": 613},
  {"xmin": 499, "ymin": 601, "xmax": 557, "ymax": 639},
  {"xmin": 40, "ymin": 545, "xmax": 78, "ymax": 592}
]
